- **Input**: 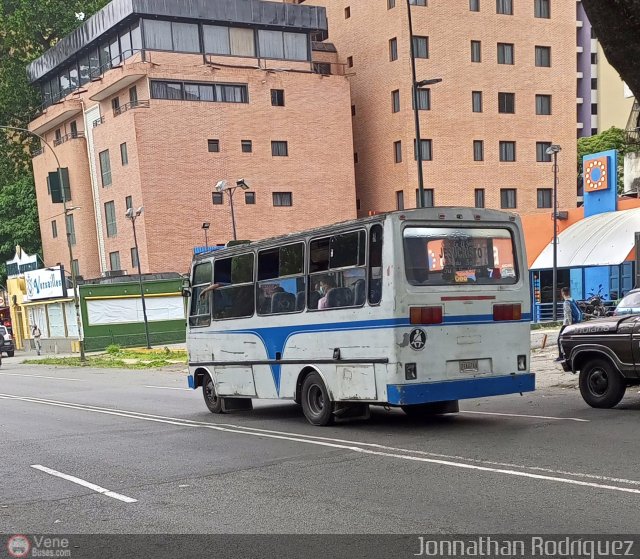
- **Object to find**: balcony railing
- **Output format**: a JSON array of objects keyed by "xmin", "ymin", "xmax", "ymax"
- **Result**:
[
  {"xmin": 53, "ymin": 131, "xmax": 85, "ymax": 146},
  {"xmin": 312, "ymin": 61, "xmax": 347, "ymax": 76},
  {"xmin": 32, "ymin": 148, "xmax": 45, "ymax": 157},
  {"xmin": 113, "ymin": 99, "xmax": 150, "ymax": 117},
  {"xmin": 92, "ymin": 116, "xmax": 105, "ymax": 128}
]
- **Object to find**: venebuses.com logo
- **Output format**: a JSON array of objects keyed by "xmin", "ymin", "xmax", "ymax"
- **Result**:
[{"xmin": 6, "ymin": 535, "xmax": 31, "ymax": 558}]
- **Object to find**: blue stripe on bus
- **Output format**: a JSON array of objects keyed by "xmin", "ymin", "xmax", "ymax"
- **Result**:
[
  {"xmin": 386, "ymin": 373, "xmax": 536, "ymax": 406},
  {"xmin": 197, "ymin": 314, "xmax": 531, "ymax": 394}
]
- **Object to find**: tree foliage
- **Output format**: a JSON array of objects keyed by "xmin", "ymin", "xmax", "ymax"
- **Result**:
[
  {"xmin": 0, "ymin": 0, "xmax": 109, "ymax": 281},
  {"xmin": 577, "ymin": 127, "xmax": 636, "ymax": 193},
  {"xmin": 582, "ymin": 0, "xmax": 640, "ymax": 104}
]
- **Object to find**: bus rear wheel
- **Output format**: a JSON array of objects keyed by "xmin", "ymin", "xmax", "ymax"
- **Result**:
[
  {"xmin": 301, "ymin": 372, "xmax": 334, "ymax": 426},
  {"xmin": 203, "ymin": 376, "xmax": 224, "ymax": 414},
  {"xmin": 402, "ymin": 400, "xmax": 459, "ymax": 419}
]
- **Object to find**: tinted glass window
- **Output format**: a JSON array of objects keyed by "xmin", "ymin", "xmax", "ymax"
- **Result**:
[
  {"xmin": 190, "ymin": 261, "xmax": 212, "ymax": 327},
  {"xmin": 212, "ymin": 254, "xmax": 255, "ymax": 320},
  {"xmin": 368, "ymin": 224, "xmax": 383, "ymax": 305}
]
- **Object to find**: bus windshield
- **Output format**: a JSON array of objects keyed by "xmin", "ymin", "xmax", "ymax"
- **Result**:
[{"xmin": 403, "ymin": 226, "xmax": 518, "ymax": 286}]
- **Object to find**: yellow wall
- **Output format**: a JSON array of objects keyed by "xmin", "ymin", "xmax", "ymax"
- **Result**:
[
  {"xmin": 7, "ymin": 276, "xmax": 29, "ymax": 350},
  {"xmin": 597, "ymin": 44, "xmax": 635, "ymax": 132}
]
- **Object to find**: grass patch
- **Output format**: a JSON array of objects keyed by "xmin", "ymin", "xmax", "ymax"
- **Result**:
[{"xmin": 24, "ymin": 347, "xmax": 187, "ymax": 369}]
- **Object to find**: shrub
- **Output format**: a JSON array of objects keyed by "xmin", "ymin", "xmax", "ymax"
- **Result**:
[{"xmin": 106, "ymin": 344, "xmax": 122, "ymax": 355}]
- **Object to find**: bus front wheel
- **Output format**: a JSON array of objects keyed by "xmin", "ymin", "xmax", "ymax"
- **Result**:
[
  {"xmin": 402, "ymin": 400, "xmax": 459, "ymax": 419},
  {"xmin": 301, "ymin": 372, "xmax": 334, "ymax": 426},
  {"xmin": 203, "ymin": 376, "xmax": 225, "ymax": 414}
]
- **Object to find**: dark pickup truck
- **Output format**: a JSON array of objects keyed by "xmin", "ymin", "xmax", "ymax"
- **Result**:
[{"xmin": 559, "ymin": 315, "xmax": 640, "ymax": 408}]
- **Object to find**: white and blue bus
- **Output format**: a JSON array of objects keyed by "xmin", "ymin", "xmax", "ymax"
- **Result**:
[{"xmin": 185, "ymin": 208, "xmax": 534, "ymax": 425}]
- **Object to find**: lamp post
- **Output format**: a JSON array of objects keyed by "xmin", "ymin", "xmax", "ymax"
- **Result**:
[
  {"xmin": 125, "ymin": 206, "xmax": 151, "ymax": 349},
  {"xmin": 215, "ymin": 179, "xmax": 249, "ymax": 241},
  {"xmin": 406, "ymin": 0, "xmax": 442, "ymax": 208},
  {"xmin": 546, "ymin": 144, "xmax": 562, "ymax": 321},
  {"xmin": 0, "ymin": 125, "xmax": 86, "ymax": 362},
  {"xmin": 202, "ymin": 222, "xmax": 210, "ymax": 249}
]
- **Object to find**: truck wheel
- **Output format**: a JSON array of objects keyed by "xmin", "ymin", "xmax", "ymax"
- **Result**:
[
  {"xmin": 301, "ymin": 372, "xmax": 334, "ymax": 426},
  {"xmin": 579, "ymin": 359, "xmax": 626, "ymax": 409},
  {"xmin": 203, "ymin": 375, "xmax": 225, "ymax": 414},
  {"xmin": 7, "ymin": 351, "xmax": 14, "ymax": 357},
  {"xmin": 402, "ymin": 400, "xmax": 459, "ymax": 419}
]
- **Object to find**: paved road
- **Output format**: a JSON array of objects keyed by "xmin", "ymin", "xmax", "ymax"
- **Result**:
[{"xmin": 1, "ymin": 357, "xmax": 639, "ymax": 535}]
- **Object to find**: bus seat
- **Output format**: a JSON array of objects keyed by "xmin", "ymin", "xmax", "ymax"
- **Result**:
[
  {"xmin": 327, "ymin": 287, "xmax": 354, "ymax": 308},
  {"xmin": 353, "ymin": 279, "xmax": 366, "ymax": 305},
  {"xmin": 308, "ymin": 291, "xmax": 321, "ymax": 309},
  {"xmin": 296, "ymin": 291, "xmax": 306, "ymax": 311},
  {"xmin": 272, "ymin": 292, "xmax": 295, "ymax": 313}
]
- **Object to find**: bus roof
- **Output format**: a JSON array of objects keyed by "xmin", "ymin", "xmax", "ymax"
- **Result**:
[{"xmin": 192, "ymin": 207, "xmax": 519, "ymax": 263}]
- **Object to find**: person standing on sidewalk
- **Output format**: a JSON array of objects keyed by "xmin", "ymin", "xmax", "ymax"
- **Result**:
[
  {"xmin": 556, "ymin": 287, "xmax": 581, "ymax": 361},
  {"xmin": 32, "ymin": 324, "xmax": 42, "ymax": 355}
]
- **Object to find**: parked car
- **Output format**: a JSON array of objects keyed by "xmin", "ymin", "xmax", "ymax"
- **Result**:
[
  {"xmin": 0, "ymin": 325, "xmax": 15, "ymax": 357},
  {"xmin": 612, "ymin": 289, "xmax": 640, "ymax": 316},
  {"xmin": 559, "ymin": 315, "xmax": 640, "ymax": 408}
]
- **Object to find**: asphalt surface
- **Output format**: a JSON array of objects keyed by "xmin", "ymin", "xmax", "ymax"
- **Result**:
[{"xmin": 1, "ymin": 357, "xmax": 640, "ymax": 535}]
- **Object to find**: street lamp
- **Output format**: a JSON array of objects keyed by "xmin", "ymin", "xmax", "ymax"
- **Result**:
[
  {"xmin": 202, "ymin": 222, "xmax": 210, "ymax": 249},
  {"xmin": 546, "ymin": 144, "xmax": 562, "ymax": 322},
  {"xmin": 215, "ymin": 179, "xmax": 249, "ymax": 241},
  {"xmin": 125, "ymin": 206, "xmax": 151, "ymax": 349},
  {"xmin": 406, "ymin": 0, "xmax": 442, "ymax": 208},
  {"xmin": 0, "ymin": 125, "xmax": 86, "ymax": 362}
]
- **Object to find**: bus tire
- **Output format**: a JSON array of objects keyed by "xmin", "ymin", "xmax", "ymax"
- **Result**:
[
  {"xmin": 579, "ymin": 359, "xmax": 626, "ymax": 409},
  {"xmin": 402, "ymin": 400, "xmax": 459, "ymax": 419},
  {"xmin": 301, "ymin": 372, "xmax": 334, "ymax": 426},
  {"xmin": 203, "ymin": 375, "xmax": 225, "ymax": 414}
]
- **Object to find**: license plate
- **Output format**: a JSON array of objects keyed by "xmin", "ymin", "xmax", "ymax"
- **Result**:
[{"xmin": 460, "ymin": 359, "xmax": 479, "ymax": 373}]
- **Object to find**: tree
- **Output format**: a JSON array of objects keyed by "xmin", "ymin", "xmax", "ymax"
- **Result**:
[
  {"xmin": 577, "ymin": 127, "xmax": 636, "ymax": 193},
  {"xmin": 582, "ymin": 0, "xmax": 640, "ymax": 103}
]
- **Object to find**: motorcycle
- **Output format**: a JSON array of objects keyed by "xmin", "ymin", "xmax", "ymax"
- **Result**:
[{"xmin": 577, "ymin": 284, "xmax": 608, "ymax": 320}]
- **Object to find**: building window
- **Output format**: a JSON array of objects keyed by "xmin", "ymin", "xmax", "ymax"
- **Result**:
[
  {"xmin": 104, "ymin": 201, "xmax": 117, "ymax": 237},
  {"xmin": 471, "ymin": 40, "xmax": 482, "ymax": 62},
  {"xmin": 396, "ymin": 190, "xmax": 404, "ymax": 210},
  {"xmin": 202, "ymin": 25, "xmax": 256, "ymax": 58},
  {"xmin": 151, "ymin": 80, "xmax": 249, "ymax": 103},
  {"xmin": 51, "ymin": 220, "xmax": 58, "ymax": 239},
  {"xmin": 271, "ymin": 89, "xmax": 285, "ymax": 106},
  {"xmin": 414, "ymin": 87, "xmax": 431, "ymax": 110},
  {"xmin": 412, "ymin": 36, "xmax": 429, "ymax": 59},
  {"xmin": 537, "ymin": 188, "xmax": 552, "ymax": 208},
  {"xmin": 212, "ymin": 192, "xmax": 223, "ymax": 205},
  {"xmin": 472, "ymin": 91, "xmax": 483, "ymax": 113},
  {"xmin": 534, "ymin": 0, "xmax": 550, "ymax": 18},
  {"xmin": 245, "ymin": 192, "xmax": 256, "ymax": 204},
  {"xmin": 536, "ymin": 94, "xmax": 552, "ymax": 115},
  {"xmin": 257, "ymin": 29, "xmax": 308, "ymax": 61},
  {"xmin": 592, "ymin": 103, "xmax": 598, "ymax": 115},
  {"xmin": 241, "ymin": 140, "xmax": 253, "ymax": 153},
  {"xmin": 499, "ymin": 141, "xmax": 516, "ymax": 162},
  {"xmin": 414, "ymin": 139, "xmax": 433, "ymax": 161},
  {"xmin": 70, "ymin": 121, "xmax": 78, "ymax": 138},
  {"xmin": 273, "ymin": 192, "xmax": 292, "ymax": 207},
  {"xmin": 535, "ymin": 46, "xmax": 551, "ymax": 67},
  {"xmin": 497, "ymin": 43, "xmax": 515, "ymax": 64},
  {"xmin": 345, "ymin": 6, "xmax": 351, "ymax": 18},
  {"xmin": 208, "ymin": 139, "xmax": 220, "ymax": 153},
  {"xmin": 416, "ymin": 188, "xmax": 434, "ymax": 207},
  {"xmin": 129, "ymin": 86, "xmax": 138, "ymax": 105},
  {"xmin": 591, "ymin": 52, "xmax": 598, "ymax": 64},
  {"xmin": 125, "ymin": 195, "xmax": 133, "ymax": 210},
  {"xmin": 388, "ymin": 0, "xmax": 396, "ymax": 7},
  {"xmin": 470, "ymin": 0, "xmax": 480, "ymax": 11},
  {"xmin": 120, "ymin": 142, "xmax": 128, "ymax": 165},
  {"xmin": 394, "ymin": 140, "xmax": 402, "ymax": 163},
  {"xmin": 498, "ymin": 92, "xmax": 515, "ymax": 114},
  {"xmin": 392, "ymin": 90, "xmax": 400, "ymax": 113},
  {"xmin": 496, "ymin": 0, "xmax": 513, "ymax": 15},
  {"xmin": 111, "ymin": 97, "xmax": 120, "ymax": 114},
  {"xmin": 389, "ymin": 38, "xmax": 398, "ymax": 61},
  {"xmin": 536, "ymin": 141, "xmax": 552, "ymax": 162},
  {"xmin": 475, "ymin": 188, "xmax": 485, "ymax": 208},
  {"xmin": 500, "ymin": 188, "xmax": 517, "ymax": 209},
  {"xmin": 65, "ymin": 214, "xmax": 76, "ymax": 245},
  {"xmin": 109, "ymin": 251, "xmax": 121, "ymax": 271},
  {"xmin": 347, "ymin": 56, "xmax": 354, "ymax": 67},
  {"xmin": 131, "ymin": 247, "xmax": 139, "ymax": 269},
  {"xmin": 99, "ymin": 150, "xmax": 112, "ymax": 187},
  {"xmin": 351, "ymin": 105, "xmax": 356, "ymax": 116},
  {"xmin": 271, "ymin": 141, "xmax": 288, "ymax": 157},
  {"xmin": 144, "ymin": 20, "xmax": 200, "ymax": 53},
  {"xmin": 473, "ymin": 140, "xmax": 484, "ymax": 161},
  {"xmin": 591, "ymin": 78, "xmax": 598, "ymax": 90},
  {"xmin": 410, "ymin": 0, "xmax": 427, "ymax": 5}
]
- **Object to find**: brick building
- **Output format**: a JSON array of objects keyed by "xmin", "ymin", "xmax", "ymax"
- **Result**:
[
  {"xmin": 27, "ymin": 0, "xmax": 356, "ymax": 278},
  {"xmin": 292, "ymin": 0, "xmax": 577, "ymax": 216}
]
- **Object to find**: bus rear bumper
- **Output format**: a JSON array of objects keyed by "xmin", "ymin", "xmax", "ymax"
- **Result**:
[{"xmin": 386, "ymin": 373, "xmax": 535, "ymax": 406}]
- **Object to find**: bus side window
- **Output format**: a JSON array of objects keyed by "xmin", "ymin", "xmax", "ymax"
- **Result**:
[
  {"xmin": 212, "ymin": 254, "xmax": 255, "ymax": 320},
  {"xmin": 189, "ymin": 261, "xmax": 212, "ymax": 327},
  {"xmin": 257, "ymin": 243, "xmax": 305, "ymax": 315},
  {"xmin": 368, "ymin": 224, "xmax": 383, "ymax": 305}
]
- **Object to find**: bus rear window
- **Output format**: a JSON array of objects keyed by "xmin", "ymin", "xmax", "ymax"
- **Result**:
[{"xmin": 403, "ymin": 227, "xmax": 518, "ymax": 286}]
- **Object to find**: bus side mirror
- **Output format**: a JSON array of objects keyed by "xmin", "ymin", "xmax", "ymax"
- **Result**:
[{"xmin": 181, "ymin": 277, "xmax": 192, "ymax": 298}]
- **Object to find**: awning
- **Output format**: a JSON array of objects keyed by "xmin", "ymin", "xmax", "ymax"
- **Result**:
[{"xmin": 531, "ymin": 207, "xmax": 640, "ymax": 270}]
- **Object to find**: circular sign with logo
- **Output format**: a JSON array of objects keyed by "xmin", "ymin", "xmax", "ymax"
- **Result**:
[
  {"xmin": 409, "ymin": 328, "xmax": 427, "ymax": 351},
  {"xmin": 7, "ymin": 535, "xmax": 31, "ymax": 558}
]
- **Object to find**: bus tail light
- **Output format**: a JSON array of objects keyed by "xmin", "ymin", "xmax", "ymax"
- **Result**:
[
  {"xmin": 493, "ymin": 304, "xmax": 522, "ymax": 321},
  {"xmin": 410, "ymin": 306, "xmax": 443, "ymax": 325}
]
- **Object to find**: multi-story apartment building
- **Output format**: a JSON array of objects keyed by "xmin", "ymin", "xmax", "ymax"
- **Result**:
[
  {"xmin": 576, "ymin": 0, "xmax": 597, "ymax": 138},
  {"xmin": 293, "ymin": 0, "xmax": 577, "ymax": 216},
  {"xmin": 27, "ymin": 0, "xmax": 356, "ymax": 278}
]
